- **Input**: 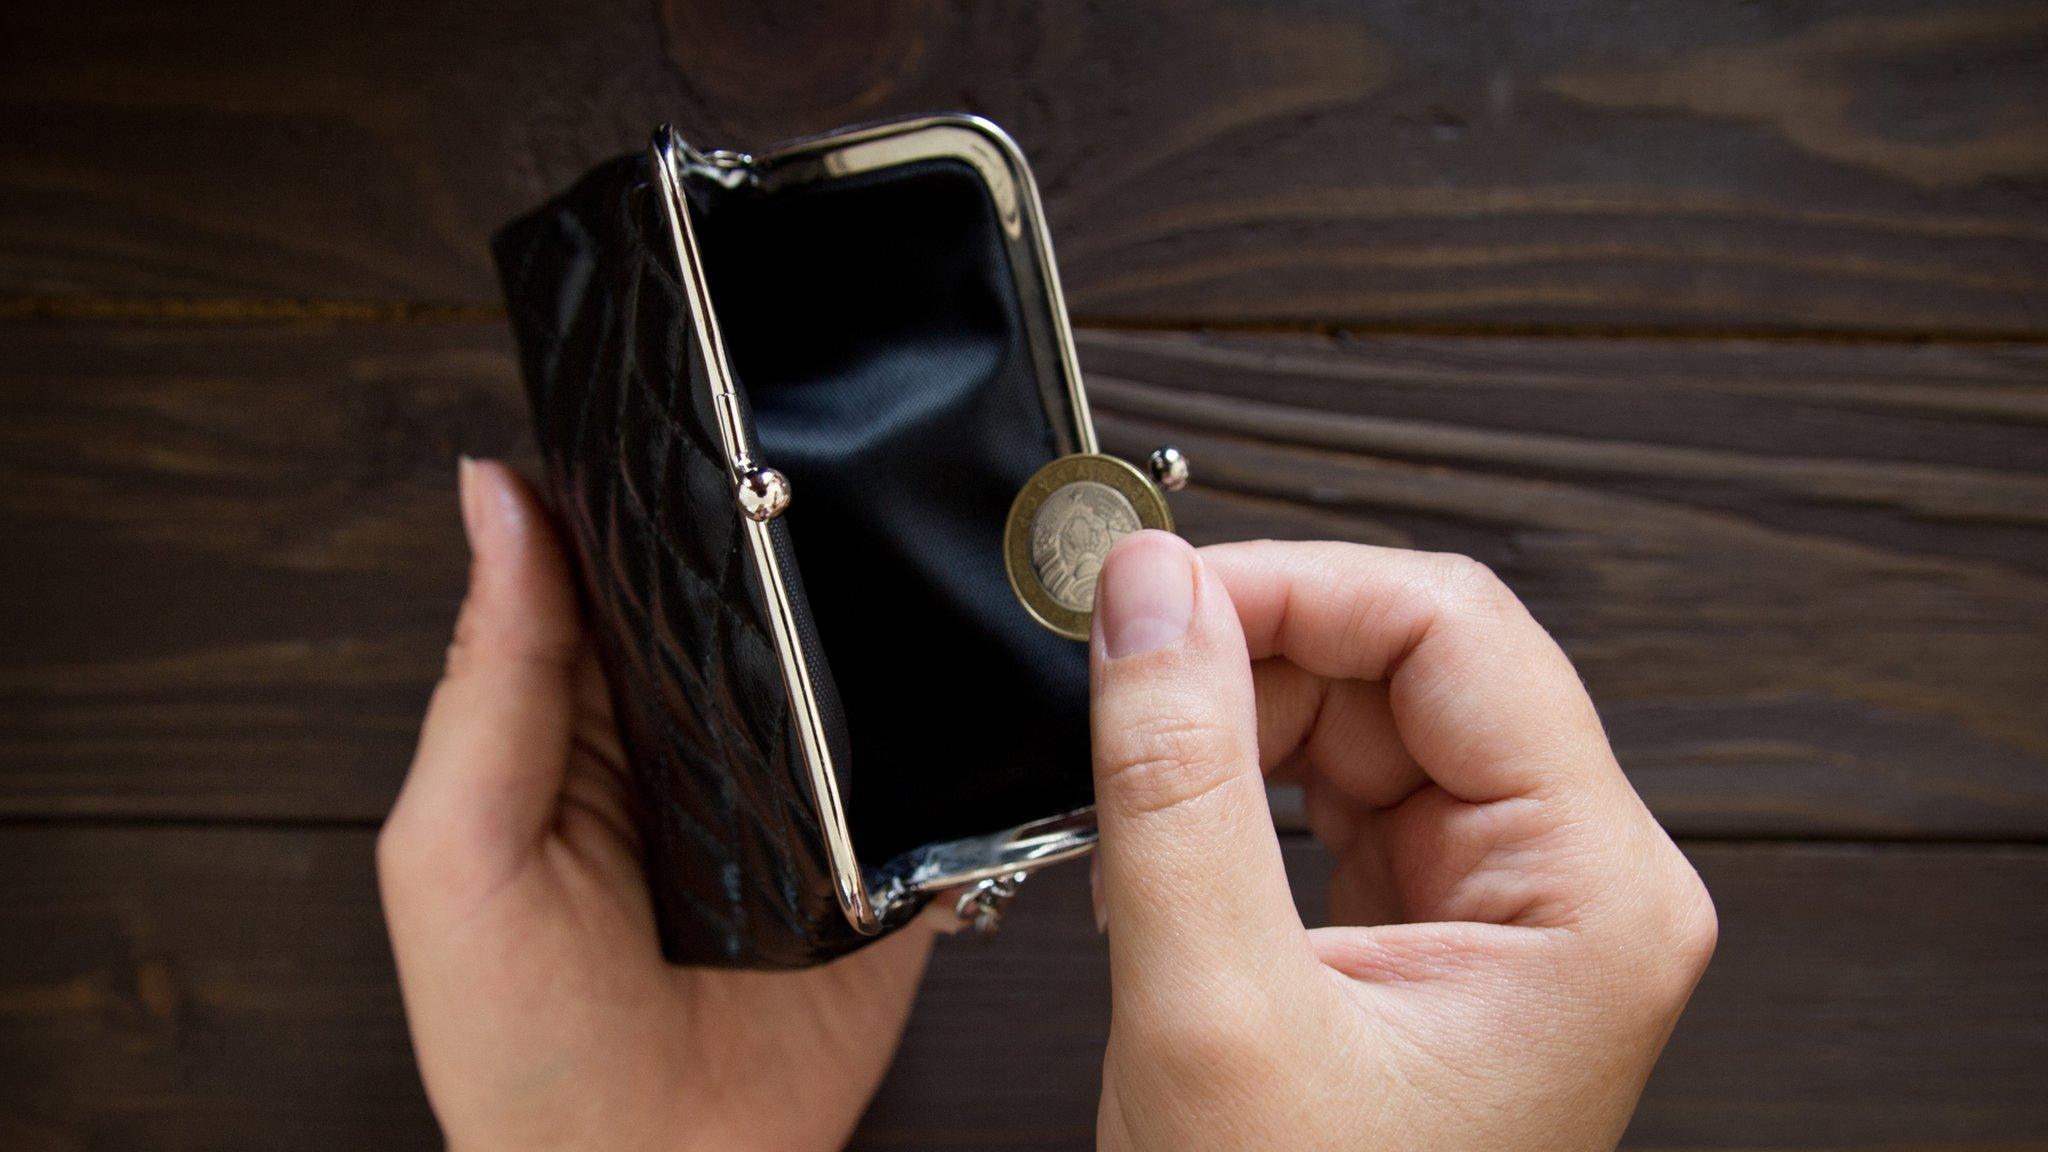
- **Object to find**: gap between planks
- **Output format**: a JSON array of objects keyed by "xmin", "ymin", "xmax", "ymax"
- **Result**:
[{"xmin": 4, "ymin": 293, "xmax": 2048, "ymax": 346}]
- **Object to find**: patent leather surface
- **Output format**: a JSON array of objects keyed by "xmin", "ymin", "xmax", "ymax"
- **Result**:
[
  {"xmin": 495, "ymin": 156, "xmax": 872, "ymax": 967},
  {"xmin": 494, "ymin": 134, "xmax": 1097, "ymax": 968}
]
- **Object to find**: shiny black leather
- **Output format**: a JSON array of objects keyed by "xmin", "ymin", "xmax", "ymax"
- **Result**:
[
  {"xmin": 494, "ymin": 146, "xmax": 1090, "ymax": 968},
  {"xmin": 495, "ymin": 156, "xmax": 865, "ymax": 967}
]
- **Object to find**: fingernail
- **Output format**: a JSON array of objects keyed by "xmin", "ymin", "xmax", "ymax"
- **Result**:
[
  {"xmin": 457, "ymin": 456, "xmax": 482, "ymax": 549},
  {"xmin": 1096, "ymin": 531, "xmax": 1195, "ymax": 659},
  {"xmin": 1090, "ymin": 854, "xmax": 1107, "ymax": 934}
]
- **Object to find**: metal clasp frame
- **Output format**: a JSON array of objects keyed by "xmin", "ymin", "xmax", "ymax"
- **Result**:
[{"xmin": 646, "ymin": 117, "xmax": 1111, "ymax": 936}]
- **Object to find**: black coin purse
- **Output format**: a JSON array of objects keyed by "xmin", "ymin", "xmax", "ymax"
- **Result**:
[{"xmin": 494, "ymin": 116, "xmax": 1184, "ymax": 967}]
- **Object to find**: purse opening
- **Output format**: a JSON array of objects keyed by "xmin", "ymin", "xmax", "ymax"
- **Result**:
[{"xmin": 693, "ymin": 158, "xmax": 1095, "ymax": 870}]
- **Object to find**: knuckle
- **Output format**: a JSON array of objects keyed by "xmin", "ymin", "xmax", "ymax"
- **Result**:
[
  {"xmin": 1430, "ymin": 552, "xmax": 1521, "ymax": 621},
  {"xmin": 376, "ymin": 801, "xmax": 495, "ymax": 905},
  {"xmin": 373, "ymin": 815, "xmax": 418, "ymax": 887},
  {"xmin": 1132, "ymin": 982, "xmax": 1274, "ymax": 1081},
  {"xmin": 1098, "ymin": 709, "xmax": 1247, "ymax": 818},
  {"xmin": 442, "ymin": 600, "xmax": 578, "ymax": 683},
  {"xmin": 443, "ymin": 597, "xmax": 489, "ymax": 676},
  {"xmin": 442, "ymin": 625, "xmax": 487, "ymax": 683},
  {"xmin": 1330, "ymin": 571, "xmax": 1388, "ymax": 659},
  {"xmin": 1613, "ymin": 860, "xmax": 1719, "ymax": 1011},
  {"xmin": 1661, "ymin": 870, "xmax": 1721, "ymax": 976}
]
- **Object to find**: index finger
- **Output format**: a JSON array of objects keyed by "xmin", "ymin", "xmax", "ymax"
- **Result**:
[{"xmin": 1199, "ymin": 540, "xmax": 1617, "ymax": 809}]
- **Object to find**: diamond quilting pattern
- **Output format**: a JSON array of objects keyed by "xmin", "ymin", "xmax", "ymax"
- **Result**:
[{"xmin": 494, "ymin": 156, "xmax": 872, "ymax": 968}]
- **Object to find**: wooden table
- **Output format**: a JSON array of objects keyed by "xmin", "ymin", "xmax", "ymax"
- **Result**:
[{"xmin": 3, "ymin": 2, "xmax": 2044, "ymax": 1147}]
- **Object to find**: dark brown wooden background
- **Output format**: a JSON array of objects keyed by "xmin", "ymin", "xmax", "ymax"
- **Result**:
[{"xmin": 3, "ymin": 1, "xmax": 2045, "ymax": 1148}]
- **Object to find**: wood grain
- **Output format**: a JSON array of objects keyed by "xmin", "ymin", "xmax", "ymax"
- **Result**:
[
  {"xmin": 1082, "ymin": 330, "xmax": 2048, "ymax": 840},
  {"xmin": 4, "ymin": 4, "xmax": 2041, "ymax": 1148},
  {"xmin": 3, "ymin": 320, "xmax": 2043, "ymax": 836},
  {"xmin": 0, "ymin": 828, "xmax": 2042, "ymax": 1150},
  {"xmin": 0, "ymin": 321, "xmax": 524, "ymax": 819},
  {"xmin": 4, "ymin": 0, "xmax": 2046, "ymax": 334},
  {"xmin": 0, "ymin": 827, "xmax": 434, "ymax": 1151}
]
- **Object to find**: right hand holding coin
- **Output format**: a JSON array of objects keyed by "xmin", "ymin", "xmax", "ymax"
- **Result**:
[{"xmin": 1085, "ymin": 532, "xmax": 1717, "ymax": 1152}]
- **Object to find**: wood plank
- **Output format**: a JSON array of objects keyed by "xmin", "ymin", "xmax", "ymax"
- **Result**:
[
  {"xmin": 0, "ymin": 321, "xmax": 519, "ymax": 820},
  {"xmin": 0, "ymin": 828, "xmax": 2041, "ymax": 1150},
  {"xmin": 1082, "ymin": 331, "xmax": 2048, "ymax": 841},
  {"xmin": 4, "ymin": 321, "xmax": 2043, "ymax": 835},
  {"xmin": 0, "ymin": 827, "xmax": 435, "ymax": 1151},
  {"xmin": 4, "ymin": 0, "xmax": 2046, "ymax": 333}
]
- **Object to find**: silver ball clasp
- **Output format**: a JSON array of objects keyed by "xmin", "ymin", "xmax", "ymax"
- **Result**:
[
  {"xmin": 735, "ymin": 466, "xmax": 791, "ymax": 522},
  {"xmin": 1146, "ymin": 445, "xmax": 1190, "ymax": 492}
]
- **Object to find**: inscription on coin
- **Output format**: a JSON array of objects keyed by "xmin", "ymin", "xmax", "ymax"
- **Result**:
[{"xmin": 1028, "ymin": 481, "xmax": 1142, "ymax": 612}]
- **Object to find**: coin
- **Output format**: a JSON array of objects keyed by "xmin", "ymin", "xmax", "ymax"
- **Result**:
[
  {"xmin": 1004, "ymin": 453, "xmax": 1174, "ymax": 641},
  {"xmin": 1031, "ymin": 480, "xmax": 1140, "ymax": 611}
]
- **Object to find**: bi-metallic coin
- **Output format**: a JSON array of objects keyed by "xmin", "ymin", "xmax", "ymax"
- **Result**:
[{"xmin": 1003, "ymin": 453, "xmax": 1175, "ymax": 641}]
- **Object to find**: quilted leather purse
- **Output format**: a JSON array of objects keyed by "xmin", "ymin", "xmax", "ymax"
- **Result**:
[{"xmin": 493, "ymin": 116, "xmax": 1186, "ymax": 968}]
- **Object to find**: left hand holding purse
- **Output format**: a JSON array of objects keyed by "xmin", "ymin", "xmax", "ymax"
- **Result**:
[{"xmin": 377, "ymin": 459, "xmax": 942, "ymax": 1152}]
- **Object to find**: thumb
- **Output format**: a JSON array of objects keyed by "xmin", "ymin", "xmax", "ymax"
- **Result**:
[
  {"xmin": 384, "ymin": 458, "xmax": 583, "ymax": 885},
  {"xmin": 1089, "ymin": 531, "xmax": 1306, "ymax": 1002}
]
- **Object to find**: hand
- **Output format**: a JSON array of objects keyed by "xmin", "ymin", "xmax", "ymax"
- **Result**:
[
  {"xmin": 378, "ymin": 459, "xmax": 941, "ymax": 1152},
  {"xmin": 1086, "ymin": 533, "xmax": 1717, "ymax": 1151}
]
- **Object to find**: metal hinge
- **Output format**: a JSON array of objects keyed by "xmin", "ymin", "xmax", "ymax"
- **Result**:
[
  {"xmin": 677, "ymin": 139, "xmax": 756, "ymax": 190},
  {"xmin": 954, "ymin": 871, "xmax": 1031, "ymax": 937}
]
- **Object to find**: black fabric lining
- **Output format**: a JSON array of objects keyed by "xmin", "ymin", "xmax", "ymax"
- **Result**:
[{"xmin": 694, "ymin": 159, "xmax": 1093, "ymax": 867}]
